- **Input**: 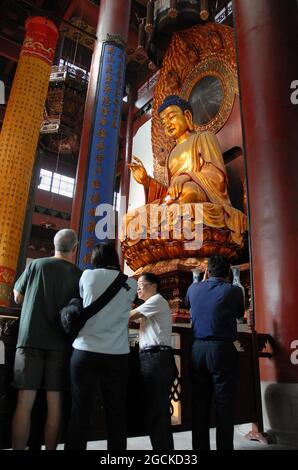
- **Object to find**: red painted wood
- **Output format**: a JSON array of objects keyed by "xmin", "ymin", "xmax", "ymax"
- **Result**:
[
  {"xmin": 96, "ymin": 0, "xmax": 131, "ymax": 44},
  {"xmin": 0, "ymin": 36, "xmax": 21, "ymax": 61},
  {"xmin": 120, "ymin": 84, "xmax": 137, "ymax": 213},
  {"xmin": 32, "ymin": 212, "xmax": 70, "ymax": 231},
  {"xmin": 234, "ymin": 0, "xmax": 298, "ymax": 382},
  {"xmin": 216, "ymin": 95, "xmax": 243, "ymax": 153},
  {"xmin": 35, "ymin": 190, "xmax": 73, "ymax": 214},
  {"xmin": 118, "ymin": 84, "xmax": 137, "ymax": 266}
]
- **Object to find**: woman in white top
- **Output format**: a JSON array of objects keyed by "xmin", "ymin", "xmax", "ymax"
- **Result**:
[
  {"xmin": 130, "ymin": 273, "xmax": 176, "ymax": 451},
  {"xmin": 65, "ymin": 244, "xmax": 136, "ymax": 450}
]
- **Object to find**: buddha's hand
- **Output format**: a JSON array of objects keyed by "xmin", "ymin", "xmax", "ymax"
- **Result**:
[
  {"xmin": 168, "ymin": 174, "xmax": 190, "ymax": 200},
  {"xmin": 128, "ymin": 156, "xmax": 148, "ymax": 187}
]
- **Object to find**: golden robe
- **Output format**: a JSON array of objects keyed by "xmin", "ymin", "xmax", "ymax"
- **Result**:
[
  {"xmin": 124, "ymin": 131, "xmax": 247, "ymax": 247},
  {"xmin": 145, "ymin": 131, "xmax": 231, "ymax": 206}
]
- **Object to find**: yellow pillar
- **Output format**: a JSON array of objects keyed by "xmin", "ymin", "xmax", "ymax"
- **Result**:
[{"xmin": 0, "ymin": 17, "xmax": 58, "ymax": 306}]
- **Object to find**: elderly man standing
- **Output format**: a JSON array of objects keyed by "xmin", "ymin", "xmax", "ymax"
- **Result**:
[{"xmin": 12, "ymin": 229, "xmax": 82, "ymax": 450}]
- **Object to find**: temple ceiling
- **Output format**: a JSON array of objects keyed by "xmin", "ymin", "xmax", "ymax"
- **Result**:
[{"xmin": 0, "ymin": 0, "xmax": 232, "ymax": 98}]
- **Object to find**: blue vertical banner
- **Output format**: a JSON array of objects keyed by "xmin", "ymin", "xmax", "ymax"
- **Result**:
[{"xmin": 78, "ymin": 42, "xmax": 126, "ymax": 269}]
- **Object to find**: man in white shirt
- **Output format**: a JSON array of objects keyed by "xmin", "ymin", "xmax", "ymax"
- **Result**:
[{"xmin": 130, "ymin": 273, "xmax": 176, "ymax": 450}]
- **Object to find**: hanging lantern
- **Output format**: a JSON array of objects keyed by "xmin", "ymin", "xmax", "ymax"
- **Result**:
[
  {"xmin": 200, "ymin": 0, "xmax": 209, "ymax": 21},
  {"xmin": 135, "ymin": 18, "xmax": 148, "ymax": 62},
  {"xmin": 154, "ymin": 0, "xmax": 201, "ymax": 34},
  {"xmin": 40, "ymin": 64, "xmax": 88, "ymax": 154},
  {"xmin": 137, "ymin": 18, "xmax": 146, "ymax": 49},
  {"xmin": 168, "ymin": 0, "xmax": 178, "ymax": 18},
  {"xmin": 148, "ymin": 60, "xmax": 157, "ymax": 70},
  {"xmin": 145, "ymin": 0, "xmax": 155, "ymax": 33}
]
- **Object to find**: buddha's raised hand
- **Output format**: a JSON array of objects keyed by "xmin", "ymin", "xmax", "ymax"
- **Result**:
[{"xmin": 128, "ymin": 156, "xmax": 148, "ymax": 187}]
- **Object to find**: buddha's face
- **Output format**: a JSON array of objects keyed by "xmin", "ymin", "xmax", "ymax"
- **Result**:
[{"xmin": 159, "ymin": 105, "xmax": 190, "ymax": 140}]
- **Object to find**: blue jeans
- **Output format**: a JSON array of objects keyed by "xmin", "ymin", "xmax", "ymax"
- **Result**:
[{"xmin": 191, "ymin": 339, "xmax": 239, "ymax": 450}]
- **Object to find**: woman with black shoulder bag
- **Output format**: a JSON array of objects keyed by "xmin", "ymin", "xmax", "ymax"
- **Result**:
[{"xmin": 64, "ymin": 243, "xmax": 137, "ymax": 450}]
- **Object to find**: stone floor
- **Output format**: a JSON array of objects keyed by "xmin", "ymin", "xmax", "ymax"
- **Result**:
[{"xmin": 56, "ymin": 425, "xmax": 297, "ymax": 451}]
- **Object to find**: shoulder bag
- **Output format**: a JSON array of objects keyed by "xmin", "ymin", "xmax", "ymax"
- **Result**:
[{"xmin": 60, "ymin": 272, "xmax": 130, "ymax": 338}]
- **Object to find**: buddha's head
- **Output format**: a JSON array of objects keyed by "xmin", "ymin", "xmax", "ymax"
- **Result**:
[{"xmin": 158, "ymin": 95, "xmax": 194, "ymax": 141}]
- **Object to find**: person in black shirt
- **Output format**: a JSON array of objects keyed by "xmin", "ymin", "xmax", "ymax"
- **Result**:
[{"xmin": 186, "ymin": 254, "xmax": 244, "ymax": 450}]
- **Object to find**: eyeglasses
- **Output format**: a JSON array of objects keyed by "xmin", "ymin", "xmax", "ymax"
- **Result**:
[{"xmin": 137, "ymin": 283, "xmax": 152, "ymax": 290}]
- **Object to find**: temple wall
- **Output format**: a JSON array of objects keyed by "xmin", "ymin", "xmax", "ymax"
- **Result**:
[
  {"xmin": 123, "ymin": 119, "xmax": 153, "ymax": 276},
  {"xmin": 128, "ymin": 119, "xmax": 153, "ymax": 211}
]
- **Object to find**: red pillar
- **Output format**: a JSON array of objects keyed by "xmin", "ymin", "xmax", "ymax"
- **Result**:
[
  {"xmin": 118, "ymin": 82, "xmax": 137, "ymax": 266},
  {"xmin": 233, "ymin": 0, "xmax": 298, "ymax": 382},
  {"xmin": 71, "ymin": 0, "xmax": 132, "ymax": 233},
  {"xmin": 121, "ymin": 83, "xmax": 137, "ymax": 211}
]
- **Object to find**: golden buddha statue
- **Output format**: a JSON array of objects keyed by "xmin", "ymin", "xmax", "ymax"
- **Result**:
[
  {"xmin": 121, "ymin": 95, "xmax": 247, "ymax": 273},
  {"xmin": 129, "ymin": 95, "xmax": 230, "ymax": 206}
]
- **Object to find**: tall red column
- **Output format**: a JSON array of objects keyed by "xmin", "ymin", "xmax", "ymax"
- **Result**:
[
  {"xmin": 118, "ymin": 82, "xmax": 137, "ymax": 266},
  {"xmin": 120, "ymin": 82, "xmax": 137, "ymax": 214},
  {"xmin": 71, "ymin": 0, "xmax": 131, "ymax": 234},
  {"xmin": 233, "ymin": 0, "xmax": 298, "ymax": 382}
]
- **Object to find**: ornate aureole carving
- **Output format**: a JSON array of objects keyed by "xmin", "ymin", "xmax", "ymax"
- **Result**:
[
  {"xmin": 180, "ymin": 58, "xmax": 237, "ymax": 134},
  {"xmin": 151, "ymin": 23, "xmax": 238, "ymax": 185}
]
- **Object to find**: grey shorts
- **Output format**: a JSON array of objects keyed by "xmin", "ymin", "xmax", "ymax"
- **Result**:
[{"xmin": 12, "ymin": 347, "xmax": 70, "ymax": 391}]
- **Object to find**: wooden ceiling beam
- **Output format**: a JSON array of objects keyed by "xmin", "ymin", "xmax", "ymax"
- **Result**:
[
  {"xmin": 0, "ymin": 35, "xmax": 21, "ymax": 61},
  {"xmin": 59, "ymin": 0, "xmax": 77, "ymax": 21}
]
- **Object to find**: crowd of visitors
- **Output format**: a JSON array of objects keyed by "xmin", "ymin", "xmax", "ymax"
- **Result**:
[{"xmin": 12, "ymin": 229, "xmax": 244, "ymax": 450}]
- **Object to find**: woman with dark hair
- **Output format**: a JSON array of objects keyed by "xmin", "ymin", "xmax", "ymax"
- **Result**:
[
  {"xmin": 91, "ymin": 243, "xmax": 120, "ymax": 270},
  {"xmin": 65, "ymin": 243, "xmax": 137, "ymax": 450},
  {"xmin": 129, "ymin": 273, "xmax": 176, "ymax": 451}
]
